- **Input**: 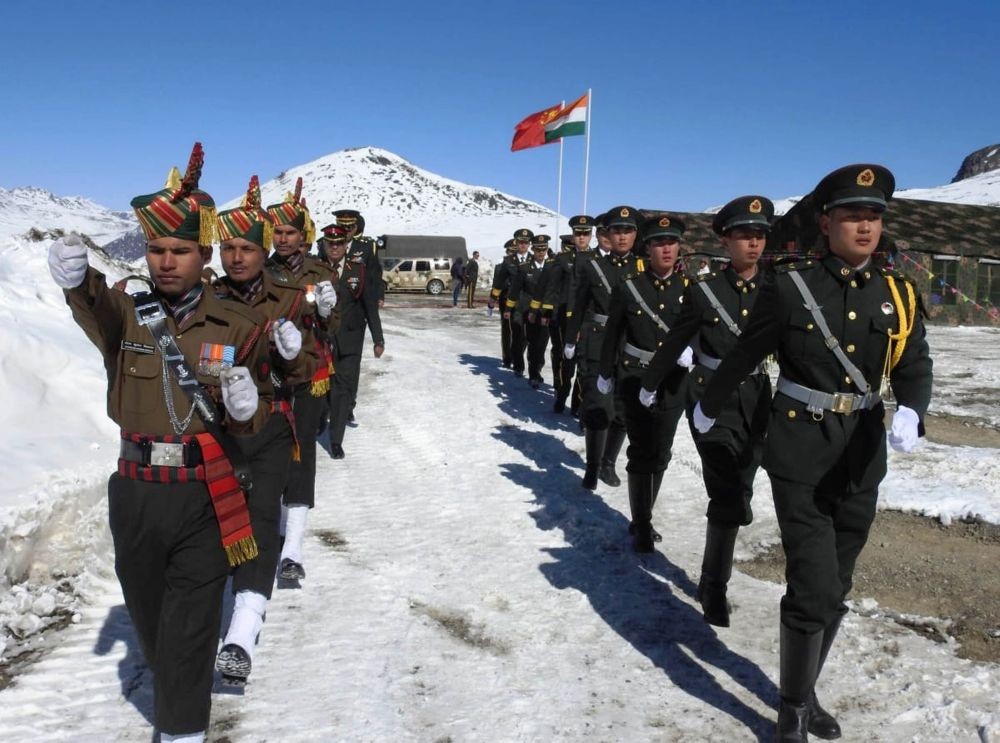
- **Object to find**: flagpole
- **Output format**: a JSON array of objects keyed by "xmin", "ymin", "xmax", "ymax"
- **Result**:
[
  {"xmin": 556, "ymin": 99, "xmax": 565, "ymax": 236},
  {"xmin": 583, "ymin": 87, "xmax": 592, "ymax": 214}
]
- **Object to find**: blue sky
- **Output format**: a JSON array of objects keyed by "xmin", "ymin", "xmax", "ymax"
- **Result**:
[{"xmin": 2, "ymin": 0, "xmax": 998, "ymax": 216}]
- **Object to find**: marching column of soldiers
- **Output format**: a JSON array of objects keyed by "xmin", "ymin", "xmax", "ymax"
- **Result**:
[
  {"xmin": 487, "ymin": 163, "xmax": 932, "ymax": 743},
  {"xmin": 45, "ymin": 143, "xmax": 385, "ymax": 743}
]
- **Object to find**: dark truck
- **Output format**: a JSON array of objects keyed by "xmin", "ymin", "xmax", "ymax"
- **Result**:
[{"xmin": 375, "ymin": 235, "xmax": 468, "ymax": 295}]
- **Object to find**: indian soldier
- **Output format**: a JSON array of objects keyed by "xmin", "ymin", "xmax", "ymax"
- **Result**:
[
  {"xmin": 464, "ymin": 250, "xmax": 480, "ymax": 308},
  {"xmin": 639, "ymin": 195, "xmax": 775, "ymax": 627},
  {"xmin": 543, "ymin": 215, "xmax": 594, "ymax": 412},
  {"xmin": 47, "ymin": 143, "xmax": 272, "ymax": 742},
  {"xmin": 598, "ymin": 215, "xmax": 690, "ymax": 552},
  {"xmin": 211, "ymin": 176, "xmax": 317, "ymax": 685},
  {"xmin": 497, "ymin": 228, "xmax": 532, "ymax": 376},
  {"xmin": 318, "ymin": 222, "xmax": 385, "ymax": 459},
  {"xmin": 488, "ymin": 237, "xmax": 519, "ymax": 366},
  {"xmin": 265, "ymin": 180, "xmax": 339, "ymax": 583},
  {"xmin": 333, "ymin": 208, "xmax": 384, "ymax": 308},
  {"xmin": 692, "ymin": 165, "xmax": 932, "ymax": 741},
  {"xmin": 510, "ymin": 234, "xmax": 554, "ymax": 388},
  {"xmin": 565, "ymin": 207, "xmax": 642, "ymax": 489}
]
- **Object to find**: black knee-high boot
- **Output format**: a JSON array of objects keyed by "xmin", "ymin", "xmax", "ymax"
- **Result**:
[
  {"xmin": 776, "ymin": 623, "xmax": 823, "ymax": 742},
  {"xmin": 582, "ymin": 428, "xmax": 607, "ymax": 490},
  {"xmin": 808, "ymin": 611, "xmax": 845, "ymax": 739},
  {"xmin": 626, "ymin": 472, "xmax": 654, "ymax": 553},
  {"xmin": 697, "ymin": 522, "xmax": 739, "ymax": 627},
  {"xmin": 598, "ymin": 425, "xmax": 626, "ymax": 486}
]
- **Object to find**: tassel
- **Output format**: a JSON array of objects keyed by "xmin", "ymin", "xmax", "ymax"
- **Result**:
[
  {"xmin": 225, "ymin": 535, "xmax": 260, "ymax": 567},
  {"xmin": 303, "ymin": 209, "xmax": 316, "ymax": 245},
  {"xmin": 310, "ymin": 378, "xmax": 330, "ymax": 397},
  {"xmin": 199, "ymin": 205, "xmax": 217, "ymax": 246},
  {"xmin": 291, "ymin": 442, "xmax": 301, "ymax": 462},
  {"xmin": 263, "ymin": 219, "xmax": 274, "ymax": 252}
]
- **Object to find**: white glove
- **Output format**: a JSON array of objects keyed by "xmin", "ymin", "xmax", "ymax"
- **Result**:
[
  {"xmin": 639, "ymin": 388, "xmax": 657, "ymax": 408},
  {"xmin": 563, "ymin": 343, "xmax": 576, "ymax": 360},
  {"xmin": 888, "ymin": 405, "xmax": 920, "ymax": 453},
  {"xmin": 677, "ymin": 346, "xmax": 695, "ymax": 369},
  {"xmin": 220, "ymin": 367, "xmax": 259, "ymax": 422},
  {"xmin": 596, "ymin": 375, "xmax": 613, "ymax": 395},
  {"xmin": 272, "ymin": 319, "xmax": 302, "ymax": 361},
  {"xmin": 315, "ymin": 281, "xmax": 337, "ymax": 318},
  {"xmin": 692, "ymin": 402, "xmax": 716, "ymax": 434},
  {"xmin": 48, "ymin": 234, "xmax": 88, "ymax": 289}
]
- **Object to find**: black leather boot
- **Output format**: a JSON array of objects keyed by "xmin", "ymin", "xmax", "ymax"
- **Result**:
[
  {"xmin": 808, "ymin": 612, "xmax": 845, "ymax": 739},
  {"xmin": 697, "ymin": 523, "xmax": 739, "ymax": 627},
  {"xmin": 627, "ymin": 472, "xmax": 655, "ymax": 553},
  {"xmin": 582, "ymin": 428, "xmax": 607, "ymax": 490},
  {"xmin": 776, "ymin": 623, "xmax": 823, "ymax": 742},
  {"xmin": 598, "ymin": 426, "xmax": 626, "ymax": 486}
]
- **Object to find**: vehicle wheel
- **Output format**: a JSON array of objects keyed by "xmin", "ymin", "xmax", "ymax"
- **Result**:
[{"xmin": 427, "ymin": 279, "xmax": 445, "ymax": 295}]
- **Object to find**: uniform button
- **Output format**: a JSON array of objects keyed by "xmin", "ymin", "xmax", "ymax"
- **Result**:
[
  {"xmin": 697, "ymin": 376, "xmax": 703, "ymax": 384},
  {"xmin": 848, "ymin": 311, "xmax": 857, "ymax": 320},
  {"xmin": 176, "ymin": 334, "xmax": 183, "ymax": 339},
  {"xmin": 659, "ymin": 303, "xmax": 665, "ymax": 309},
  {"xmin": 129, "ymin": 367, "xmax": 137, "ymax": 373},
  {"xmin": 657, "ymin": 340, "xmax": 663, "ymax": 347},
  {"xmin": 713, "ymin": 317, "xmax": 719, "ymax": 323},
  {"xmin": 741, "ymin": 309, "xmax": 749, "ymax": 316},
  {"xmin": 844, "ymin": 376, "xmax": 851, "ymax": 384},
  {"xmin": 806, "ymin": 323, "xmax": 814, "ymax": 330},
  {"xmin": 846, "ymin": 344, "xmax": 856, "ymax": 353},
  {"xmin": 787, "ymin": 410, "xmax": 797, "ymax": 419},
  {"xmin": 850, "ymin": 280, "xmax": 857, "ymax": 288},
  {"xmin": 742, "ymin": 287, "xmax": 748, "ymax": 293}
]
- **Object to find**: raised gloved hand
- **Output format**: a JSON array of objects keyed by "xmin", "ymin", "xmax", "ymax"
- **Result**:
[
  {"xmin": 48, "ymin": 234, "xmax": 88, "ymax": 289},
  {"xmin": 272, "ymin": 320, "xmax": 302, "ymax": 361},
  {"xmin": 563, "ymin": 343, "xmax": 576, "ymax": 360},
  {"xmin": 596, "ymin": 375, "xmax": 613, "ymax": 395},
  {"xmin": 639, "ymin": 387, "xmax": 657, "ymax": 408},
  {"xmin": 220, "ymin": 367, "xmax": 259, "ymax": 422},
  {"xmin": 677, "ymin": 346, "xmax": 695, "ymax": 369},
  {"xmin": 315, "ymin": 281, "xmax": 337, "ymax": 318},
  {"xmin": 692, "ymin": 402, "xmax": 716, "ymax": 434},
  {"xmin": 888, "ymin": 405, "xmax": 920, "ymax": 453}
]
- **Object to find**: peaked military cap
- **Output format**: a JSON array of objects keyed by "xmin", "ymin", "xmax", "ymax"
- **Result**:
[
  {"xmin": 711, "ymin": 195, "xmax": 775, "ymax": 236},
  {"xmin": 642, "ymin": 214, "xmax": 686, "ymax": 242},
  {"xmin": 813, "ymin": 164, "xmax": 895, "ymax": 213},
  {"xmin": 560, "ymin": 233, "xmax": 575, "ymax": 247},
  {"xmin": 333, "ymin": 208, "xmax": 362, "ymax": 226},
  {"xmin": 504, "ymin": 238, "xmax": 516, "ymax": 253},
  {"xmin": 569, "ymin": 214, "xmax": 595, "ymax": 232},
  {"xmin": 593, "ymin": 212, "xmax": 609, "ymax": 230},
  {"xmin": 531, "ymin": 234, "xmax": 551, "ymax": 248},
  {"xmin": 319, "ymin": 223, "xmax": 350, "ymax": 242},
  {"xmin": 131, "ymin": 142, "xmax": 216, "ymax": 244},
  {"xmin": 216, "ymin": 174, "xmax": 272, "ymax": 248},
  {"xmin": 605, "ymin": 206, "xmax": 639, "ymax": 229},
  {"xmin": 266, "ymin": 177, "xmax": 315, "ymax": 242},
  {"xmin": 513, "ymin": 228, "xmax": 534, "ymax": 241}
]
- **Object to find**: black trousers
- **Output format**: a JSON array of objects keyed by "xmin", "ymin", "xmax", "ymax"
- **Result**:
[
  {"xmin": 508, "ymin": 316, "xmax": 526, "ymax": 374},
  {"xmin": 465, "ymin": 281, "xmax": 477, "ymax": 308},
  {"xmin": 233, "ymin": 413, "xmax": 293, "ymax": 597},
  {"xmin": 285, "ymin": 388, "xmax": 325, "ymax": 507},
  {"xmin": 526, "ymin": 320, "xmax": 549, "ymax": 382},
  {"xmin": 621, "ymin": 374, "xmax": 686, "ymax": 474},
  {"xmin": 328, "ymin": 341, "xmax": 363, "ymax": 447},
  {"xmin": 108, "ymin": 474, "xmax": 230, "ymax": 735},
  {"xmin": 548, "ymin": 309, "xmax": 576, "ymax": 400},
  {"xmin": 771, "ymin": 475, "xmax": 878, "ymax": 634},
  {"xmin": 577, "ymin": 322, "xmax": 622, "ymax": 430},
  {"xmin": 499, "ymin": 292, "xmax": 512, "ymax": 366}
]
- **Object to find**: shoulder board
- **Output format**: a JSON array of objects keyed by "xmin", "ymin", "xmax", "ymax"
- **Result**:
[
  {"xmin": 681, "ymin": 276, "xmax": 689, "ymax": 286},
  {"xmin": 774, "ymin": 259, "xmax": 817, "ymax": 274},
  {"xmin": 693, "ymin": 271, "xmax": 719, "ymax": 283},
  {"xmin": 634, "ymin": 258, "xmax": 645, "ymax": 273},
  {"xmin": 878, "ymin": 265, "xmax": 915, "ymax": 284}
]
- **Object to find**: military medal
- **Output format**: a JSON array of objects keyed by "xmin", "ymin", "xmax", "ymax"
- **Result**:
[
  {"xmin": 198, "ymin": 343, "xmax": 236, "ymax": 377},
  {"xmin": 881, "ymin": 302, "xmax": 894, "ymax": 315},
  {"xmin": 305, "ymin": 283, "xmax": 316, "ymax": 303}
]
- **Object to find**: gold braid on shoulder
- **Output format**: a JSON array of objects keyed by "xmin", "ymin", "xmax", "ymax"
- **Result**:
[{"xmin": 885, "ymin": 276, "xmax": 917, "ymax": 369}]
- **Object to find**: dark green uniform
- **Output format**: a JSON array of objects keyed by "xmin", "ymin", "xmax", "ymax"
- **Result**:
[
  {"xmin": 510, "ymin": 252, "xmax": 554, "ymax": 385},
  {"xmin": 541, "ymin": 245, "xmax": 581, "ymax": 410}
]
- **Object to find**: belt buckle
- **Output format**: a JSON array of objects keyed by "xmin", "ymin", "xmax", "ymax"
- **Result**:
[
  {"xmin": 831, "ymin": 393, "xmax": 855, "ymax": 414},
  {"xmin": 149, "ymin": 442, "xmax": 184, "ymax": 467}
]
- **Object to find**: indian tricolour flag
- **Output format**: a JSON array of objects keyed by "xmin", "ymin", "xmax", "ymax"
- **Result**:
[{"xmin": 544, "ymin": 92, "xmax": 588, "ymax": 142}]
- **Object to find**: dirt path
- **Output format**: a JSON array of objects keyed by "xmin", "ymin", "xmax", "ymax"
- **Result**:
[{"xmin": 740, "ymin": 510, "xmax": 1000, "ymax": 663}]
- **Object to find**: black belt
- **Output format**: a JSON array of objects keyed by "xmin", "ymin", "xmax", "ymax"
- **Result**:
[{"xmin": 120, "ymin": 439, "xmax": 204, "ymax": 468}]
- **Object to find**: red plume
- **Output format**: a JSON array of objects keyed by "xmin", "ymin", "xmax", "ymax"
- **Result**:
[
  {"xmin": 173, "ymin": 141, "xmax": 204, "ymax": 202},
  {"xmin": 245, "ymin": 175, "xmax": 261, "ymax": 210},
  {"xmin": 293, "ymin": 177, "xmax": 303, "ymax": 205}
]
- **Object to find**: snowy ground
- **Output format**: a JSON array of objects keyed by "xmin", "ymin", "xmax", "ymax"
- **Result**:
[{"xmin": 0, "ymin": 301, "xmax": 998, "ymax": 741}]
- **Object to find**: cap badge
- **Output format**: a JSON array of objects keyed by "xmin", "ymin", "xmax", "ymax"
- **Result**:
[
  {"xmin": 749, "ymin": 199, "xmax": 762, "ymax": 214},
  {"xmin": 620, "ymin": 208, "xmax": 630, "ymax": 217},
  {"xmin": 857, "ymin": 168, "xmax": 876, "ymax": 187},
  {"xmin": 881, "ymin": 302, "xmax": 895, "ymax": 315},
  {"xmin": 577, "ymin": 217, "xmax": 586, "ymax": 225},
  {"xmin": 840, "ymin": 267, "xmax": 851, "ymax": 277},
  {"xmin": 658, "ymin": 216, "xmax": 670, "ymax": 227}
]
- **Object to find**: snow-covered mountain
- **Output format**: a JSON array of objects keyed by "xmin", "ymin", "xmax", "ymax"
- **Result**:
[
  {"xmin": 896, "ymin": 167, "xmax": 1000, "ymax": 207},
  {"xmin": 0, "ymin": 186, "xmax": 136, "ymax": 246}
]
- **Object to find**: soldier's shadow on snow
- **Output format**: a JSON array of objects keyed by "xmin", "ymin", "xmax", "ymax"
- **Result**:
[
  {"xmin": 94, "ymin": 604, "xmax": 155, "ymax": 726},
  {"xmin": 458, "ymin": 353, "xmax": 579, "ymax": 433},
  {"xmin": 493, "ymin": 424, "xmax": 778, "ymax": 741}
]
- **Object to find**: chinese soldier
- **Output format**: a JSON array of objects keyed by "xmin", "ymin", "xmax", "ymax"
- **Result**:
[
  {"xmin": 640, "ymin": 195, "xmax": 775, "ymax": 625},
  {"xmin": 488, "ymin": 237, "xmax": 519, "ymax": 366},
  {"xmin": 48, "ymin": 143, "xmax": 272, "ymax": 742},
  {"xmin": 509, "ymin": 234, "xmax": 554, "ymax": 388},
  {"xmin": 693, "ymin": 165, "xmax": 932, "ymax": 741},
  {"xmin": 496, "ymin": 228, "xmax": 532, "ymax": 376}
]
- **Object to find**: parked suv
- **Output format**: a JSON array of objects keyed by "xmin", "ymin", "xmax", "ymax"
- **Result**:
[{"xmin": 381, "ymin": 256, "xmax": 454, "ymax": 295}]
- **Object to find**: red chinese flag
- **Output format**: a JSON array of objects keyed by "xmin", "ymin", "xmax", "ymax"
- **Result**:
[{"xmin": 511, "ymin": 103, "xmax": 563, "ymax": 152}]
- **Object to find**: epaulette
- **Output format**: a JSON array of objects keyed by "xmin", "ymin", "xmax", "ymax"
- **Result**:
[
  {"xmin": 693, "ymin": 271, "xmax": 719, "ymax": 283},
  {"xmin": 635, "ymin": 258, "xmax": 645, "ymax": 273},
  {"xmin": 773, "ymin": 259, "xmax": 816, "ymax": 274}
]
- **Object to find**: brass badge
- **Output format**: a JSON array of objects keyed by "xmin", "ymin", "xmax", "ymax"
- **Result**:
[
  {"xmin": 577, "ymin": 217, "xmax": 586, "ymax": 225},
  {"xmin": 621, "ymin": 208, "xmax": 630, "ymax": 217},
  {"xmin": 749, "ymin": 198, "xmax": 762, "ymax": 213},
  {"xmin": 857, "ymin": 168, "xmax": 875, "ymax": 187},
  {"xmin": 658, "ymin": 216, "xmax": 670, "ymax": 227},
  {"xmin": 840, "ymin": 267, "xmax": 851, "ymax": 276}
]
